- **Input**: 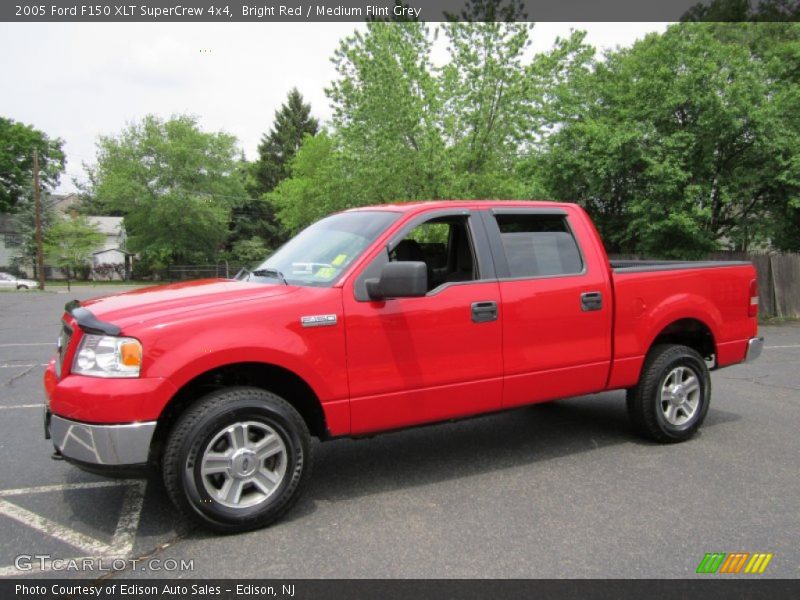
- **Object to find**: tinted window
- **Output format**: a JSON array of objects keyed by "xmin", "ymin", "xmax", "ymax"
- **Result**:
[{"xmin": 494, "ymin": 214, "xmax": 583, "ymax": 277}]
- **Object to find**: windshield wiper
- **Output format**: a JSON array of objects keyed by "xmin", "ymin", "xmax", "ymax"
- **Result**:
[{"xmin": 251, "ymin": 268, "xmax": 289, "ymax": 285}]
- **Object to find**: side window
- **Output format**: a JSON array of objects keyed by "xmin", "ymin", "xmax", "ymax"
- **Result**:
[
  {"xmin": 390, "ymin": 216, "xmax": 478, "ymax": 291},
  {"xmin": 494, "ymin": 214, "xmax": 583, "ymax": 278}
]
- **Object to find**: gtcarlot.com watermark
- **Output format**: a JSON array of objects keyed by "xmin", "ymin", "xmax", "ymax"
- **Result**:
[{"xmin": 14, "ymin": 554, "xmax": 194, "ymax": 573}]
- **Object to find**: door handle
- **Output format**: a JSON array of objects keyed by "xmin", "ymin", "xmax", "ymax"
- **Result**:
[
  {"xmin": 581, "ymin": 291, "xmax": 603, "ymax": 311},
  {"xmin": 471, "ymin": 301, "xmax": 498, "ymax": 323}
]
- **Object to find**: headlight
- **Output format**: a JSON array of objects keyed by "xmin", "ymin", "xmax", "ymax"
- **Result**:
[{"xmin": 72, "ymin": 334, "xmax": 142, "ymax": 378}]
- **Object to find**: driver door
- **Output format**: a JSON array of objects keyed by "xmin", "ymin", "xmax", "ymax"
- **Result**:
[{"xmin": 343, "ymin": 211, "xmax": 503, "ymax": 434}]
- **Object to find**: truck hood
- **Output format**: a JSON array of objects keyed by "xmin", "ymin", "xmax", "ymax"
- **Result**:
[{"xmin": 77, "ymin": 279, "xmax": 297, "ymax": 331}]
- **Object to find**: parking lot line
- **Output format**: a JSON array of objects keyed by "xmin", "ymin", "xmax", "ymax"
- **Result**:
[
  {"xmin": 0, "ymin": 343, "xmax": 54, "ymax": 348},
  {"xmin": 0, "ymin": 364, "xmax": 48, "ymax": 368},
  {"xmin": 0, "ymin": 498, "xmax": 110, "ymax": 555},
  {"xmin": 0, "ymin": 480, "xmax": 147, "ymax": 577},
  {"xmin": 0, "ymin": 481, "xmax": 131, "ymax": 497},
  {"xmin": 0, "ymin": 404, "xmax": 44, "ymax": 410}
]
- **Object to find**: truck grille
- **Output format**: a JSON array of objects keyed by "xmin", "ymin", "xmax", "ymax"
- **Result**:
[{"xmin": 55, "ymin": 324, "xmax": 72, "ymax": 378}]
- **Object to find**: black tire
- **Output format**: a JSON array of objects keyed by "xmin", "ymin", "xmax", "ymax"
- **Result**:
[
  {"xmin": 162, "ymin": 387, "xmax": 312, "ymax": 533},
  {"xmin": 626, "ymin": 344, "xmax": 711, "ymax": 443},
  {"xmin": 18, "ymin": 285, "xmax": 28, "ymax": 290}
]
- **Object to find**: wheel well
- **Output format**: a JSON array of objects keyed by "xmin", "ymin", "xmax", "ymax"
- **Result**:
[
  {"xmin": 650, "ymin": 319, "xmax": 716, "ymax": 362},
  {"xmin": 149, "ymin": 362, "xmax": 327, "ymax": 464}
]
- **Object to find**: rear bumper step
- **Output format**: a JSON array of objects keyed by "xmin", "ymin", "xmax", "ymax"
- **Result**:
[{"xmin": 745, "ymin": 337, "xmax": 764, "ymax": 363}]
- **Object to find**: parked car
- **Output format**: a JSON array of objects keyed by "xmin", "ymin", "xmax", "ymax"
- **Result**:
[
  {"xmin": 0, "ymin": 271, "xmax": 38, "ymax": 290},
  {"xmin": 43, "ymin": 201, "xmax": 762, "ymax": 532}
]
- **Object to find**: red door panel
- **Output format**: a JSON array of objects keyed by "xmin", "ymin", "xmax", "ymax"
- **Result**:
[
  {"xmin": 343, "ymin": 281, "xmax": 503, "ymax": 434},
  {"xmin": 500, "ymin": 275, "xmax": 612, "ymax": 407}
]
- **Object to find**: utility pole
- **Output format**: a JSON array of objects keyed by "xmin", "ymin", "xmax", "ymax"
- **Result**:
[{"xmin": 33, "ymin": 149, "xmax": 45, "ymax": 290}]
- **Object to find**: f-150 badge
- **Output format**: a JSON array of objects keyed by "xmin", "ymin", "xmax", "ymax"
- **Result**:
[{"xmin": 301, "ymin": 314, "xmax": 338, "ymax": 327}]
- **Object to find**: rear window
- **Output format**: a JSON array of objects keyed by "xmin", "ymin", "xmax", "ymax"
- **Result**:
[{"xmin": 494, "ymin": 214, "xmax": 583, "ymax": 278}]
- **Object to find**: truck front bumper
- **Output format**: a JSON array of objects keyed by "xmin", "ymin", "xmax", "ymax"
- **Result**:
[
  {"xmin": 745, "ymin": 337, "xmax": 764, "ymax": 362},
  {"xmin": 46, "ymin": 412, "xmax": 156, "ymax": 467}
]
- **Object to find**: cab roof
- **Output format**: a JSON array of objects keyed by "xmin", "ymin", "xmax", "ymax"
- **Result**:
[{"xmin": 346, "ymin": 200, "xmax": 577, "ymax": 215}]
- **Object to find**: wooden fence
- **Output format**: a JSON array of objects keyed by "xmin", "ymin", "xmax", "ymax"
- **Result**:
[{"xmin": 706, "ymin": 251, "xmax": 800, "ymax": 319}]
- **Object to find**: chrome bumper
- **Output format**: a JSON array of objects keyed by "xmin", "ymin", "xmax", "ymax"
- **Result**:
[
  {"xmin": 745, "ymin": 337, "xmax": 764, "ymax": 363},
  {"xmin": 48, "ymin": 414, "xmax": 156, "ymax": 466}
]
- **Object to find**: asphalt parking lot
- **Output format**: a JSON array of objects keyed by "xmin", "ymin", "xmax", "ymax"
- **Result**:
[{"xmin": 0, "ymin": 286, "xmax": 798, "ymax": 579}]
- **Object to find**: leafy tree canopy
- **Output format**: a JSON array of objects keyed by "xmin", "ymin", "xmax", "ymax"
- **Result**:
[
  {"xmin": 536, "ymin": 22, "xmax": 800, "ymax": 256},
  {"xmin": 44, "ymin": 215, "xmax": 104, "ymax": 279},
  {"xmin": 83, "ymin": 114, "xmax": 247, "ymax": 264},
  {"xmin": 0, "ymin": 117, "xmax": 65, "ymax": 213},
  {"xmin": 250, "ymin": 88, "xmax": 319, "ymax": 197},
  {"xmin": 272, "ymin": 20, "xmax": 588, "ymax": 231}
]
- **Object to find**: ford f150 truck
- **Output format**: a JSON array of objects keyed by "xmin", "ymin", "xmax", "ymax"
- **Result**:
[{"xmin": 43, "ymin": 201, "xmax": 763, "ymax": 532}]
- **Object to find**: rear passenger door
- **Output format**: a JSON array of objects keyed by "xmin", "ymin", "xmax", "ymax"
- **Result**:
[{"xmin": 481, "ymin": 207, "xmax": 612, "ymax": 408}]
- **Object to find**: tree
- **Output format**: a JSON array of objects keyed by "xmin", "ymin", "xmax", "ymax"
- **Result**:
[
  {"xmin": 10, "ymin": 193, "xmax": 57, "ymax": 277},
  {"xmin": 250, "ymin": 89, "xmax": 319, "ymax": 196},
  {"xmin": 273, "ymin": 20, "xmax": 577, "ymax": 230},
  {"xmin": 0, "ymin": 118, "xmax": 65, "ymax": 213},
  {"xmin": 537, "ymin": 23, "xmax": 800, "ymax": 257},
  {"xmin": 439, "ymin": 11, "xmax": 534, "ymax": 197},
  {"xmin": 230, "ymin": 237, "xmax": 270, "ymax": 265},
  {"xmin": 44, "ymin": 215, "xmax": 104, "ymax": 285},
  {"xmin": 83, "ymin": 115, "xmax": 247, "ymax": 265},
  {"xmin": 235, "ymin": 90, "xmax": 320, "ymax": 255}
]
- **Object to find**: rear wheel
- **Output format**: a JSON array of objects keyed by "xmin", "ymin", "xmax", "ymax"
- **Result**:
[
  {"xmin": 17, "ymin": 285, "xmax": 28, "ymax": 290},
  {"xmin": 162, "ymin": 387, "xmax": 312, "ymax": 532},
  {"xmin": 626, "ymin": 344, "xmax": 711, "ymax": 443}
]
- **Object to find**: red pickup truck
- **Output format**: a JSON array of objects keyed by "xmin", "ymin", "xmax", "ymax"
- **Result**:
[{"xmin": 43, "ymin": 201, "xmax": 762, "ymax": 531}]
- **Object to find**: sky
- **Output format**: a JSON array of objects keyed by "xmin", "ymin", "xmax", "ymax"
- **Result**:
[{"xmin": 0, "ymin": 22, "xmax": 668, "ymax": 194}]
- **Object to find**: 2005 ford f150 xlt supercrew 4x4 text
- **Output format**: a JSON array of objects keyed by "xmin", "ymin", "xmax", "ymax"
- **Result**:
[{"xmin": 43, "ymin": 201, "xmax": 763, "ymax": 531}]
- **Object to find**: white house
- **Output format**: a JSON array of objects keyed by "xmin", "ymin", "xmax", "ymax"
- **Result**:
[{"xmin": 87, "ymin": 216, "xmax": 134, "ymax": 280}]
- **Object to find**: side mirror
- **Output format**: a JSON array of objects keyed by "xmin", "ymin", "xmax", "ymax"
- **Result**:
[{"xmin": 365, "ymin": 261, "xmax": 427, "ymax": 300}]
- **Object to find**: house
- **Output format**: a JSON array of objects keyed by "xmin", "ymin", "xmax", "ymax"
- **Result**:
[
  {"xmin": 87, "ymin": 216, "xmax": 134, "ymax": 280},
  {"xmin": 0, "ymin": 194, "xmax": 132, "ymax": 279}
]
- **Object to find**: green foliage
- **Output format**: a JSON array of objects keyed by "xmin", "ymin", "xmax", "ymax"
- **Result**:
[
  {"xmin": 326, "ymin": 21, "xmax": 444, "ymax": 202},
  {"xmin": 10, "ymin": 193, "xmax": 58, "ymax": 274},
  {"xmin": 0, "ymin": 118, "xmax": 65, "ymax": 213},
  {"xmin": 250, "ymin": 89, "xmax": 319, "ymax": 196},
  {"xmin": 537, "ymin": 23, "xmax": 800, "ymax": 257},
  {"xmin": 230, "ymin": 236, "xmax": 270, "ymax": 265},
  {"xmin": 272, "ymin": 20, "xmax": 578, "ymax": 231},
  {"xmin": 237, "ymin": 89, "xmax": 319, "ymax": 252},
  {"xmin": 44, "ymin": 215, "xmax": 104, "ymax": 279},
  {"xmin": 75, "ymin": 16, "xmax": 800, "ymax": 262},
  {"xmin": 83, "ymin": 115, "xmax": 246, "ymax": 263},
  {"xmin": 271, "ymin": 132, "xmax": 354, "ymax": 232}
]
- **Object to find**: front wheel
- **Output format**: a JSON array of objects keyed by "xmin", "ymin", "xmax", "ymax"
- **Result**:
[
  {"xmin": 162, "ymin": 387, "xmax": 312, "ymax": 532},
  {"xmin": 17, "ymin": 285, "xmax": 28, "ymax": 290},
  {"xmin": 626, "ymin": 344, "xmax": 711, "ymax": 443}
]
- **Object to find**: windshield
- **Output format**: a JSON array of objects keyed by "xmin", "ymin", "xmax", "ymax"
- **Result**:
[{"xmin": 241, "ymin": 211, "xmax": 400, "ymax": 287}]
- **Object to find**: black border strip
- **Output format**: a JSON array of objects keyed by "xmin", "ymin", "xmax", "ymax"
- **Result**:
[
  {"xmin": 5, "ymin": 0, "xmax": 800, "ymax": 23},
  {"xmin": 2, "ymin": 579, "xmax": 799, "ymax": 599}
]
